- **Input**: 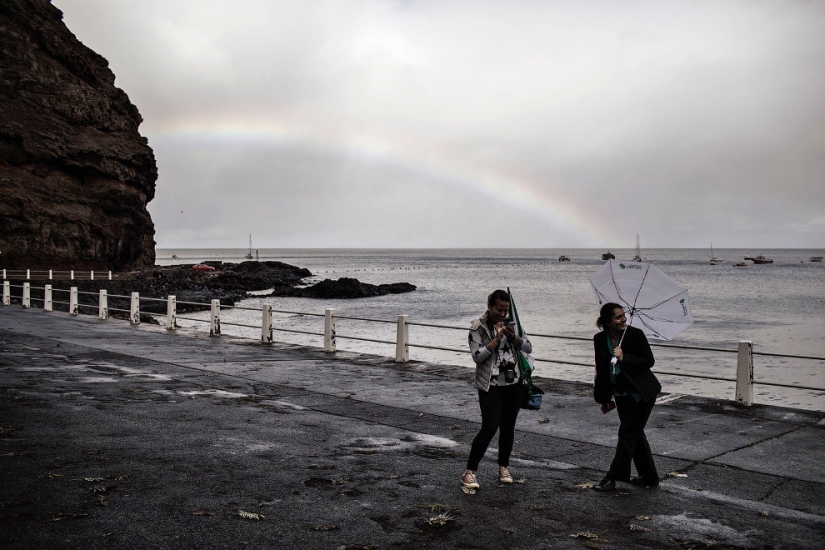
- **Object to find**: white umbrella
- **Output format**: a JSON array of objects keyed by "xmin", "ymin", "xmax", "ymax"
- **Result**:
[{"xmin": 589, "ymin": 259, "xmax": 693, "ymax": 342}]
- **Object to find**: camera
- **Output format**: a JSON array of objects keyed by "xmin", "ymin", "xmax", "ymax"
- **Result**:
[{"xmin": 499, "ymin": 359, "xmax": 517, "ymax": 383}]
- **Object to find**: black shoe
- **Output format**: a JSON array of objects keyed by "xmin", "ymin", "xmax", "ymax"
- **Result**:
[
  {"xmin": 629, "ymin": 477, "xmax": 659, "ymax": 487},
  {"xmin": 593, "ymin": 477, "xmax": 615, "ymax": 492}
]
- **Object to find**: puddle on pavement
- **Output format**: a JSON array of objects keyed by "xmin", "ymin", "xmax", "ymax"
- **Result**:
[
  {"xmin": 340, "ymin": 434, "xmax": 459, "ymax": 458},
  {"xmin": 177, "ymin": 389, "xmax": 248, "ymax": 398},
  {"xmin": 651, "ymin": 512, "xmax": 754, "ymax": 548}
]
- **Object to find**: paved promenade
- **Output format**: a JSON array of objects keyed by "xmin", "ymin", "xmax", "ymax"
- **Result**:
[{"xmin": 1, "ymin": 307, "xmax": 823, "ymax": 549}]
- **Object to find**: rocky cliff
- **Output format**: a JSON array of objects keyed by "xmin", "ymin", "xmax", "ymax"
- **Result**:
[{"xmin": 0, "ymin": 0, "xmax": 157, "ymax": 270}]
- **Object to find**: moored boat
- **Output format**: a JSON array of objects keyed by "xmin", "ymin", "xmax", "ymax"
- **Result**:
[
  {"xmin": 601, "ymin": 250, "xmax": 615, "ymax": 260},
  {"xmin": 558, "ymin": 255, "xmax": 570, "ymax": 262},
  {"xmin": 735, "ymin": 262, "xmax": 747, "ymax": 267},
  {"xmin": 811, "ymin": 256, "xmax": 823, "ymax": 263},
  {"xmin": 752, "ymin": 254, "xmax": 773, "ymax": 264},
  {"xmin": 632, "ymin": 234, "xmax": 642, "ymax": 261},
  {"xmin": 245, "ymin": 234, "xmax": 254, "ymax": 260},
  {"xmin": 744, "ymin": 254, "xmax": 753, "ymax": 260},
  {"xmin": 710, "ymin": 243, "xmax": 724, "ymax": 265}
]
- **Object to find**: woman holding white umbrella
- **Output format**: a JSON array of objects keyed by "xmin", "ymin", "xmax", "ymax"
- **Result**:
[{"xmin": 592, "ymin": 302, "xmax": 661, "ymax": 492}]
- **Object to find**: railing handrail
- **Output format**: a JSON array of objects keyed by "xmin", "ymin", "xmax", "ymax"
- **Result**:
[
  {"xmin": 3, "ymin": 268, "xmax": 113, "ymax": 281},
  {"xmin": 3, "ymin": 283, "xmax": 824, "ymax": 402},
  {"xmin": 6, "ymin": 283, "xmax": 825, "ymax": 362}
]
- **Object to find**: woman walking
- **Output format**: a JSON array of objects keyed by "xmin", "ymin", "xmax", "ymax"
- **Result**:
[
  {"xmin": 593, "ymin": 302, "xmax": 661, "ymax": 492},
  {"xmin": 461, "ymin": 289, "xmax": 533, "ymax": 489}
]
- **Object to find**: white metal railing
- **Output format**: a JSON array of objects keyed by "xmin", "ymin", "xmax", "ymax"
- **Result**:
[
  {"xmin": 3, "ymin": 282, "xmax": 824, "ymax": 407},
  {"xmin": 2, "ymin": 268, "xmax": 112, "ymax": 281}
]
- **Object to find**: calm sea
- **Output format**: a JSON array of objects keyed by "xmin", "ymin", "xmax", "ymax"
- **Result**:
[{"xmin": 157, "ymin": 248, "xmax": 825, "ymax": 411}]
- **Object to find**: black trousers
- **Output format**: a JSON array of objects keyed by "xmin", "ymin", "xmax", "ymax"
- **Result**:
[
  {"xmin": 466, "ymin": 384, "xmax": 524, "ymax": 471},
  {"xmin": 607, "ymin": 394, "xmax": 658, "ymax": 482}
]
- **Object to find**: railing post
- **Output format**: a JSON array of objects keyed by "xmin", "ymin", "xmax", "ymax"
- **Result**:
[
  {"xmin": 324, "ymin": 308, "xmax": 336, "ymax": 352},
  {"xmin": 166, "ymin": 295, "xmax": 176, "ymax": 330},
  {"xmin": 69, "ymin": 287, "xmax": 78, "ymax": 315},
  {"xmin": 44, "ymin": 284, "xmax": 53, "ymax": 311},
  {"xmin": 26, "ymin": 269, "xmax": 30, "ymax": 280},
  {"xmin": 22, "ymin": 282, "xmax": 31, "ymax": 308},
  {"xmin": 395, "ymin": 314, "xmax": 409, "ymax": 362},
  {"xmin": 90, "ymin": 270, "xmax": 94, "ymax": 281},
  {"xmin": 210, "ymin": 299, "xmax": 221, "ymax": 336},
  {"xmin": 108, "ymin": 271, "xmax": 112, "ymax": 280},
  {"xmin": 261, "ymin": 304, "xmax": 272, "ymax": 344},
  {"xmin": 98, "ymin": 290, "xmax": 108, "ymax": 320},
  {"xmin": 2, "ymin": 281, "xmax": 9, "ymax": 305},
  {"xmin": 48, "ymin": 270, "xmax": 53, "ymax": 280},
  {"xmin": 130, "ymin": 292, "xmax": 140, "ymax": 325},
  {"xmin": 70, "ymin": 270, "xmax": 74, "ymax": 280},
  {"xmin": 2, "ymin": 269, "xmax": 5, "ymax": 279},
  {"xmin": 736, "ymin": 341, "xmax": 754, "ymax": 406}
]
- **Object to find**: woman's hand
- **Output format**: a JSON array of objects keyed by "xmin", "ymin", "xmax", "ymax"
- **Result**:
[
  {"xmin": 488, "ymin": 323, "xmax": 505, "ymax": 350},
  {"xmin": 613, "ymin": 346, "xmax": 624, "ymax": 362}
]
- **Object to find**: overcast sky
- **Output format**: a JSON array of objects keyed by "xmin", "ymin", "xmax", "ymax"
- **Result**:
[{"xmin": 53, "ymin": 0, "xmax": 825, "ymax": 249}]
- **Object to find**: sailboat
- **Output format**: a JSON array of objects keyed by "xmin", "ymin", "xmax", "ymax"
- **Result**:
[
  {"xmin": 710, "ymin": 243, "xmax": 724, "ymax": 265},
  {"xmin": 632, "ymin": 234, "xmax": 642, "ymax": 262},
  {"xmin": 245, "ymin": 234, "xmax": 253, "ymax": 260}
]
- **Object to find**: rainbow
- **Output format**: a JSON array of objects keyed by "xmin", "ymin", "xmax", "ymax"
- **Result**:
[{"xmin": 143, "ymin": 115, "xmax": 613, "ymax": 245}]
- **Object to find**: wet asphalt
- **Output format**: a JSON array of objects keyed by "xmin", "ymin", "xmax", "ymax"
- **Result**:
[{"xmin": 1, "ymin": 306, "xmax": 823, "ymax": 549}]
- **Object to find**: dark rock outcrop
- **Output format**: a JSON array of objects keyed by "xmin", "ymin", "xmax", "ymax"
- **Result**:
[
  {"xmin": 273, "ymin": 277, "xmax": 416, "ymax": 299},
  {"xmin": 0, "ymin": 0, "xmax": 157, "ymax": 270},
  {"xmin": 7, "ymin": 263, "xmax": 416, "ymax": 317},
  {"xmin": 209, "ymin": 261, "xmax": 312, "ymax": 295},
  {"xmin": 57, "ymin": 261, "xmax": 314, "ymax": 313}
]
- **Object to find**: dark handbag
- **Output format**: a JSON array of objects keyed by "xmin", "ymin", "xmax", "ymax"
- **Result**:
[
  {"xmin": 521, "ymin": 383, "xmax": 543, "ymax": 410},
  {"xmin": 594, "ymin": 367, "xmax": 612, "ymax": 404}
]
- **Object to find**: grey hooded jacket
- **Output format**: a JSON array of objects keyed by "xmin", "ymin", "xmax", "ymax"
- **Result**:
[{"xmin": 468, "ymin": 311, "xmax": 533, "ymax": 392}]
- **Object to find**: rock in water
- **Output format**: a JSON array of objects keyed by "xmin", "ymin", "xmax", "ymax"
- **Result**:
[
  {"xmin": 0, "ymin": 0, "xmax": 157, "ymax": 270},
  {"xmin": 289, "ymin": 277, "xmax": 416, "ymax": 299}
]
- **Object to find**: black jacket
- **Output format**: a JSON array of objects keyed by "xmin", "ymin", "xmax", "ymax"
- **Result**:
[{"xmin": 593, "ymin": 325, "xmax": 661, "ymax": 403}]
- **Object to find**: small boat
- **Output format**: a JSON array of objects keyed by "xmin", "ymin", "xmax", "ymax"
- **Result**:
[
  {"xmin": 602, "ymin": 250, "xmax": 615, "ymax": 260},
  {"xmin": 710, "ymin": 243, "xmax": 724, "ymax": 265},
  {"xmin": 811, "ymin": 256, "xmax": 823, "ymax": 263},
  {"xmin": 632, "ymin": 234, "xmax": 642, "ymax": 262},
  {"xmin": 245, "ymin": 234, "xmax": 254, "ymax": 260},
  {"xmin": 558, "ymin": 255, "xmax": 570, "ymax": 262},
  {"xmin": 735, "ymin": 262, "xmax": 748, "ymax": 267},
  {"xmin": 744, "ymin": 254, "xmax": 754, "ymax": 260},
  {"xmin": 172, "ymin": 254, "xmax": 178, "ymax": 259},
  {"xmin": 752, "ymin": 254, "xmax": 773, "ymax": 264}
]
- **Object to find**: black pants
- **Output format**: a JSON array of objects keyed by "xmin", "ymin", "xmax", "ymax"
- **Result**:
[
  {"xmin": 607, "ymin": 394, "xmax": 658, "ymax": 482},
  {"xmin": 466, "ymin": 384, "xmax": 524, "ymax": 471}
]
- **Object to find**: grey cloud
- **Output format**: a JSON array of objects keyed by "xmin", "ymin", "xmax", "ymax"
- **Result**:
[{"xmin": 55, "ymin": 0, "xmax": 825, "ymax": 248}]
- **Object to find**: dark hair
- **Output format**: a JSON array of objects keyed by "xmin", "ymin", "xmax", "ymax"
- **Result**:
[
  {"xmin": 596, "ymin": 302, "xmax": 624, "ymax": 330},
  {"xmin": 487, "ymin": 289, "xmax": 510, "ymax": 307}
]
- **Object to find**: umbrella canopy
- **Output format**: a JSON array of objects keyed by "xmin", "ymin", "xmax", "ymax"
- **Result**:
[{"xmin": 589, "ymin": 259, "xmax": 693, "ymax": 341}]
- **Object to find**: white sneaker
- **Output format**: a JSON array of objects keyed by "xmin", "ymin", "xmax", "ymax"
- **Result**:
[
  {"xmin": 499, "ymin": 466, "xmax": 513, "ymax": 484},
  {"xmin": 460, "ymin": 470, "xmax": 480, "ymax": 489}
]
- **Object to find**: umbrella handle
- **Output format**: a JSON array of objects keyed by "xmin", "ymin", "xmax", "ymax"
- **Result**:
[{"xmin": 616, "ymin": 314, "xmax": 632, "ymax": 348}]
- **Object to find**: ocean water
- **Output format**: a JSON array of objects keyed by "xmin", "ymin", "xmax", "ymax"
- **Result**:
[{"xmin": 157, "ymin": 248, "xmax": 825, "ymax": 411}]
